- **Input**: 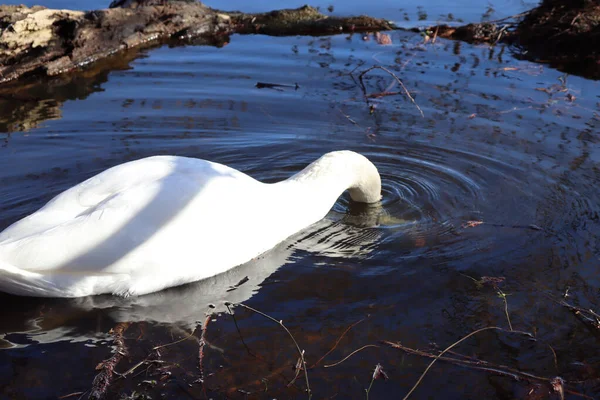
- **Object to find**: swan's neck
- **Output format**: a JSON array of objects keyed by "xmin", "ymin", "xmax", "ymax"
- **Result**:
[{"xmin": 280, "ymin": 150, "xmax": 382, "ymax": 205}]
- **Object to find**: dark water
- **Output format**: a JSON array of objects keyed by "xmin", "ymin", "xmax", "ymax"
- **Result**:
[{"xmin": 1, "ymin": 1, "xmax": 600, "ymax": 399}]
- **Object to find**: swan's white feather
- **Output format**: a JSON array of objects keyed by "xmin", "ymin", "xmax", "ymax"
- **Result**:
[{"xmin": 0, "ymin": 151, "xmax": 381, "ymax": 297}]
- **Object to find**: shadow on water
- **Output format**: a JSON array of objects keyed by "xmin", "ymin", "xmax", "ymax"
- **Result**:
[
  {"xmin": 0, "ymin": 50, "xmax": 144, "ymax": 134},
  {"xmin": 0, "ymin": 34, "xmax": 228, "ymax": 135}
]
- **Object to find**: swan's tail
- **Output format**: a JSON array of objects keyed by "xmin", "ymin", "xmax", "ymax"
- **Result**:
[
  {"xmin": 0, "ymin": 259, "xmax": 62, "ymax": 297},
  {"xmin": 0, "ymin": 259, "xmax": 133, "ymax": 298}
]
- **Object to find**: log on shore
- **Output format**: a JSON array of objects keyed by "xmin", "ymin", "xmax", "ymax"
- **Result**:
[
  {"xmin": 2, "ymin": 0, "xmax": 598, "ymax": 84},
  {"xmin": 418, "ymin": 0, "xmax": 600, "ymax": 79},
  {"xmin": 0, "ymin": 1, "xmax": 393, "ymax": 84}
]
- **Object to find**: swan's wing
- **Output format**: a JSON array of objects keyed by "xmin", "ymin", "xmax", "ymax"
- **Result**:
[
  {"xmin": 0, "ymin": 156, "xmax": 232, "ymax": 242},
  {"xmin": 0, "ymin": 156, "xmax": 259, "ymax": 275}
]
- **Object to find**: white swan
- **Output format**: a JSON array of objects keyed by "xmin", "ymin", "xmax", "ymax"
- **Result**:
[{"xmin": 0, "ymin": 151, "xmax": 381, "ymax": 298}]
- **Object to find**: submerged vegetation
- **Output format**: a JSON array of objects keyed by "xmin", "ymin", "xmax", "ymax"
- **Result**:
[{"xmin": 77, "ymin": 289, "xmax": 600, "ymax": 399}]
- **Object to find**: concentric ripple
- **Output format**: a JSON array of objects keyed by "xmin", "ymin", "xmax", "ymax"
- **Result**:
[{"xmin": 272, "ymin": 141, "xmax": 544, "ymax": 269}]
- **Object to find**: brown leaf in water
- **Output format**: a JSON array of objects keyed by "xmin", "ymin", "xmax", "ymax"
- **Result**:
[
  {"xmin": 375, "ymin": 32, "xmax": 392, "ymax": 45},
  {"xmin": 461, "ymin": 220, "xmax": 483, "ymax": 228}
]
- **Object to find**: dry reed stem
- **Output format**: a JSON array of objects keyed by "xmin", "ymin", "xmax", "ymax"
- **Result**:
[
  {"xmin": 152, "ymin": 328, "xmax": 198, "ymax": 351},
  {"xmin": 337, "ymin": 108, "xmax": 359, "ymax": 126},
  {"xmin": 497, "ymin": 290, "xmax": 513, "ymax": 331},
  {"xmin": 311, "ymin": 318, "xmax": 365, "ymax": 368},
  {"xmin": 323, "ymin": 344, "xmax": 379, "ymax": 368}
]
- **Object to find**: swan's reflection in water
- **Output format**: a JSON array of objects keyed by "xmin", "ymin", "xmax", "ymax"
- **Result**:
[{"xmin": 1, "ymin": 204, "xmax": 395, "ymax": 347}]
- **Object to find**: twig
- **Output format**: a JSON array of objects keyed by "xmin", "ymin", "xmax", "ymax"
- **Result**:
[
  {"xmin": 88, "ymin": 322, "xmax": 130, "ymax": 400},
  {"xmin": 288, "ymin": 353, "xmax": 305, "ymax": 387},
  {"xmin": 559, "ymin": 299, "xmax": 600, "ymax": 333},
  {"xmin": 398, "ymin": 326, "xmax": 524, "ymax": 400},
  {"xmin": 58, "ymin": 392, "xmax": 86, "ymax": 399},
  {"xmin": 347, "ymin": 61, "xmax": 367, "ymax": 78},
  {"xmin": 118, "ymin": 359, "xmax": 168, "ymax": 378},
  {"xmin": 324, "ymin": 344, "xmax": 380, "ymax": 368},
  {"xmin": 225, "ymin": 304, "xmax": 296, "ymax": 391},
  {"xmin": 384, "ymin": 340, "xmax": 593, "ymax": 399},
  {"xmin": 497, "ymin": 290, "xmax": 513, "ymax": 331},
  {"xmin": 432, "ymin": 26, "xmax": 439, "ymax": 44},
  {"xmin": 366, "ymin": 91, "xmax": 402, "ymax": 99},
  {"xmin": 311, "ymin": 318, "xmax": 365, "ymax": 368},
  {"xmin": 481, "ymin": 10, "xmax": 530, "ymax": 25},
  {"xmin": 357, "ymin": 66, "xmax": 424, "ymax": 117},
  {"xmin": 255, "ymin": 82, "xmax": 299, "ymax": 90},
  {"xmin": 383, "ymin": 339, "xmax": 549, "ymax": 384},
  {"xmin": 152, "ymin": 328, "xmax": 198, "ymax": 351},
  {"xmin": 365, "ymin": 372, "xmax": 376, "ymax": 400},
  {"xmin": 338, "ymin": 108, "xmax": 359, "ymax": 126},
  {"xmin": 232, "ymin": 302, "xmax": 312, "ymax": 398},
  {"xmin": 548, "ymin": 344, "xmax": 559, "ymax": 373},
  {"xmin": 226, "ymin": 303, "xmax": 263, "ymax": 360}
]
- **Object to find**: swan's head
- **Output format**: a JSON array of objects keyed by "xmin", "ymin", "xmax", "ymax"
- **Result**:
[
  {"xmin": 289, "ymin": 150, "xmax": 382, "ymax": 203},
  {"xmin": 342, "ymin": 151, "xmax": 382, "ymax": 204},
  {"xmin": 298, "ymin": 150, "xmax": 381, "ymax": 203}
]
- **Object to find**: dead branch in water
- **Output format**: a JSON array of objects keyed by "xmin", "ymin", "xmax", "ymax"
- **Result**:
[
  {"xmin": 356, "ymin": 66, "xmax": 424, "ymax": 118},
  {"xmin": 88, "ymin": 322, "xmax": 130, "ymax": 400},
  {"xmin": 382, "ymin": 327, "xmax": 595, "ymax": 400},
  {"xmin": 558, "ymin": 299, "xmax": 600, "ymax": 334},
  {"xmin": 383, "ymin": 338, "xmax": 551, "ymax": 383},
  {"xmin": 385, "ymin": 326, "xmax": 534, "ymax": 400}
]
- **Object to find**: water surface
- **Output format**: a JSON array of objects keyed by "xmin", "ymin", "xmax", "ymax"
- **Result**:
[{"xmin": 1, "ymin": 0, "xmax": 599, "ymax": 399}]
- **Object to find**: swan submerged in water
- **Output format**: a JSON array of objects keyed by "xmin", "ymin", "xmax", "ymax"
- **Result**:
[{"xmin": 0, "ymin": 151, "xmax": 381, "ymax": 298}]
